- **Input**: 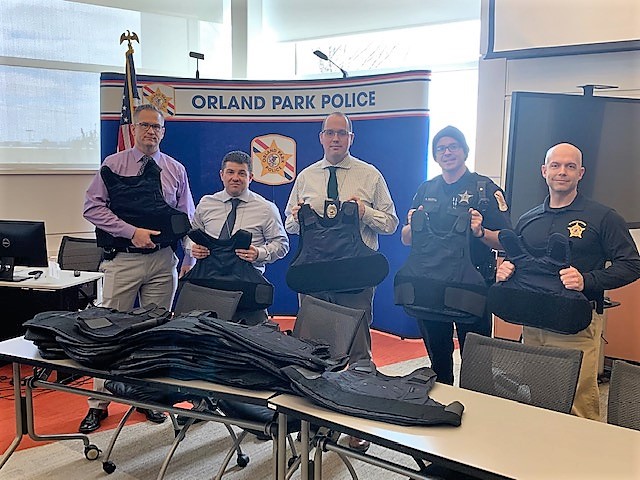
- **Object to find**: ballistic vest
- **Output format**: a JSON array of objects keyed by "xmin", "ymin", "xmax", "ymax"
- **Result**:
[
  {"xmin": 488, "ymin": 229, "xmax": 592, "ymax": 334},
  {"xmin": 283, "ymin": 361, "xmax": 464, "ymax": 427},
  {"xmin": 394, "ymin": 210, "xmax": 487, "ymax": 323},
  {"xmin": 180, "ymin": 228, "xmax": 274, "ymax": 311},
  {"xmin": 286, "ymin": 202, "xmax": 389, "ymax": 294},
  {"xmin": 95, "ymin": 159, "xmax": 191, "ymax": 248}
]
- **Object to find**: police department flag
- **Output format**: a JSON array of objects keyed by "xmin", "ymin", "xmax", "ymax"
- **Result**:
[{"xmin": 117, "ymin": 47, "xmax": 140, "ymax": 151}]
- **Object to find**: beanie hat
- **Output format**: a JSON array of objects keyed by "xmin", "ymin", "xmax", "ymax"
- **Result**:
[{"xmin": 432, "ymin": 125, "xmax": 469, "ymax": 159}]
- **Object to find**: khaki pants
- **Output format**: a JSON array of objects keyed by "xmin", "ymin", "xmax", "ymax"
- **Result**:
[{"xmin": 523, "ymin": 311, "xmax": 603, "ymax": 421}]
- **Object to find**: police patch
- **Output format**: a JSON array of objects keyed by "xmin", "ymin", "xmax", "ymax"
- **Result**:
[
  {"xmin": 251, "ymin": 134, "xmax": 296, "ymax": 186},
  {"xmin": 494, "ymin": 190, "xmax": 508, "ymax": 212},
  {"xmin": 142, "ymin": 84, "xmax": 176, "ymax": 116},
  {"xmin": 567, "ymin": 220, "xmax": 586, "ymax": 238}
]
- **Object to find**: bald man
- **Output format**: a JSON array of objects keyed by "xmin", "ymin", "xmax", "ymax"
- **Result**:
[{"xmin": 497, "ymin": 143, "xmax": 640, "ymax": 420}]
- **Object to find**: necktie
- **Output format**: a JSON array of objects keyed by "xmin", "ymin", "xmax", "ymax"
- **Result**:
[
  {"xmin": 219, "ymin": 198, "xmax": 241, "ymax": 240},
  {"xmin": 327, "ymin": 166, "xmax": 339, "ymax": 200},
  {"xmin": 138, "ymin": 155, "xmax": 154, "ymax": 175}
]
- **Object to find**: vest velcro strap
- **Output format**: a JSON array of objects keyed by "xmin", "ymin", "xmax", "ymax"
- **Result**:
[{"xmin": 444, "ymin": 287, "xmax": 486, "ymax": 318}]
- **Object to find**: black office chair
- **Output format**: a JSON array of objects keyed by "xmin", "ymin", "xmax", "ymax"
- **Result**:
[
  {"xmin": 174, "ymin": 282, "xmax": 243, "ymax": 319},
  {"xmin": 215, "ymin": 296, "xmax": 366, "ymax": 480},
  {"xmin": 459, "ymin": 333, "xmax": 583, "ymax": 413},
  {"xmin": 57, "ymin": 236, "xmax": 103, "ymax": 309},
  {"xmin": 607, "ymin": 360, "xmax": 640, "ymax": 431}
]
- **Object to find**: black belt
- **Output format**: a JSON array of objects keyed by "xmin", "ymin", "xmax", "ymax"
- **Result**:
[{"xmin": 106, "ymin": 244, "xmax": 171, "ymax": 255}]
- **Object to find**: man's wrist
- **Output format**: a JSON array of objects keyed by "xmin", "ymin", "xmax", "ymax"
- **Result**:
[{"xmin": 474, "ymin": 225, "xmax": 485, "ymax": 239}]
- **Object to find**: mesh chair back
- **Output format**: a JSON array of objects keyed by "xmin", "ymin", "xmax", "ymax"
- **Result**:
[
  {"xmin": 57, "ymin": 236, "xmax": 103, "ymax": 271},
  {"xmin": 460, "ymin": 333, "xmax": 583, "ymax": 413},
  {"xmin": 57, "ymin": 236, "xmax": 103, "ymax": 308},
  {"xmin": 607, "ymin": 360, "xmax": 640, "ymax": 430},
  {"xmin": 174, "ymin": 282, "xmax": 242, "ymax": 320},
  {"xmin": 292, "ymin": 296, "xmax": 366, "ymax": 359}
]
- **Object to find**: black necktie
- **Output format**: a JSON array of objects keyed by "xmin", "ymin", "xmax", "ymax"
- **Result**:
[
  {"xmin": 138, "ymin": 155, "xmax": 154, "ymax": 175},
  {"xmin": 219, "ymin": 198, "xmax": 241, "ymax": 240},
  {"xmin": 327, "ymin": 166, "xmax": 339, "ymax": 200}
]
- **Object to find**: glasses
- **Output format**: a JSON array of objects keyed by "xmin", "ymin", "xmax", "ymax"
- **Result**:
[
  {"xmin": 435, "ymin": 143, "xmax": 461, "ymax": 154},
  {"xmin": 321, "ymin": 129, "xmax": 351, "ymax": 138},
  {"xmin": 135, "ymin": 122, "xmax": 164, "ymax": 132}
]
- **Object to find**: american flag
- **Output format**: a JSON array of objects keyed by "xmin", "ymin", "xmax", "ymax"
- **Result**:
[{"xmin": 117, "ymin": 48, "xmax": 140, "ymax": 151}]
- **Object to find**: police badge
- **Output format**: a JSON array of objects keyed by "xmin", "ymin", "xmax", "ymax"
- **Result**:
[{"xmin": 324, "ymin": 199, "xmax": 340, "ymax": 219}]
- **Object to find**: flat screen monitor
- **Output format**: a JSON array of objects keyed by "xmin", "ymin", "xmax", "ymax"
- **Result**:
[
  {"xmin": 506, "ymin": 92, "xmax": 640, "ymax": 228},
  {"xmin": 0, "ymin": 220, "xmax": 48, "ymax": 282}
]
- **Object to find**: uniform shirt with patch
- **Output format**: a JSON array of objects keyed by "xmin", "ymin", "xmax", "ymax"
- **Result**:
[
  {"xmin": 410, "ymin": 170, "xmax": 512, "ymax": 268},
  {"xmin": 516, "ymin": 193, "xmax": 640, "ymax": 301}
]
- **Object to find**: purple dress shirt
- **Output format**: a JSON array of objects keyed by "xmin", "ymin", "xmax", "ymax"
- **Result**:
[{"xmin": 83, "ymin": 146, "xmax": 196, "ymax": 266}]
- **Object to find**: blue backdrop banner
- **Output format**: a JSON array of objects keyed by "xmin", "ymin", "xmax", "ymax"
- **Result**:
[{"xmin": 100, "ymin": 70, "xmax": 430, "ymax": 338}]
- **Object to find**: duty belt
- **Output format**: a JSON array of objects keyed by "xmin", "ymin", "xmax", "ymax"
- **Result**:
[{"xmin": 105, "ymin": 244, "xmax": 172, "ymax": 255}]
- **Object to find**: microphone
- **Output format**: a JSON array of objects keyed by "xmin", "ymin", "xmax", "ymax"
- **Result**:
[
  {"xmin": 189, "ymin": 51, "xmax": 205, "ymax": 79},
  {"xmin": 313, "ymin": 50, "xmax": 348, "ymax": 78}
]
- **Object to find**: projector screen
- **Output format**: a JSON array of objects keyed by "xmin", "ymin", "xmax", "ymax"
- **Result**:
[
  {"xmin": 487, "ymin": 0, "xmax": 640, "ymax": 58},
  {"xmin": 505, "ymin": 91, "xmax": 640, "ymax": 228}
]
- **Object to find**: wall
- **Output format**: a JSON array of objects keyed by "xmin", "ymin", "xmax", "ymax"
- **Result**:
[
  {"xmin": 477, "ymin": 0, "xmax": 640, "ymax": 361},
  {"xmin": 0, "ymin": 174, "xmax": 95, "ymax": 257}
]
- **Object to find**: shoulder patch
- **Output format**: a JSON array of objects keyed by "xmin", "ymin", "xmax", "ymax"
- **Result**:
[{"xmin": 494, "ymin": 190, "xmax": 509, "ymax": 212}]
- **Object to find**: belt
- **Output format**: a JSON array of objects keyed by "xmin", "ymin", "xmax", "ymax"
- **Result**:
[{"xmin": 106, "ymin": 244, "xmax": 171, "ymax": 255}]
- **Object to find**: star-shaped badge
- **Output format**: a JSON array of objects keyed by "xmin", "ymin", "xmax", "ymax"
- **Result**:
[{"xmin": 458, "ymin": 190, "xmax": 473, "ymax": 204}]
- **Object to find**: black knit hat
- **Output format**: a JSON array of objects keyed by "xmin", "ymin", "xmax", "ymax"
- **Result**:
[{"xmin": 431, "ymin": 125, "xmax": 469, "ymax": 159}]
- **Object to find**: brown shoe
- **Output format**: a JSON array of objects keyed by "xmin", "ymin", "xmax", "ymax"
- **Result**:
[{"xmin": 348, "ymin": 435, "xmax": 370, "ymax": 452}]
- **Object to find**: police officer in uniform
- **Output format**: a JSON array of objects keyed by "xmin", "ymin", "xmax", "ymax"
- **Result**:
[
  {"xmin": 401, "ymin": 126, "xmax": 511, "ymax": 385},
  {"xmin": 497, "ymin": 142, "xmax": 640, "ymax": 420},
  {"xmin": 80, "ymin": 104, "xmax": 195, "ymax": 433}
]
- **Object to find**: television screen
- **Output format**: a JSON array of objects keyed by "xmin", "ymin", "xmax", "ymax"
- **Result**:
[{"xmin": 506, "ymin": 92, "xmax": 640, "ymax": 228}]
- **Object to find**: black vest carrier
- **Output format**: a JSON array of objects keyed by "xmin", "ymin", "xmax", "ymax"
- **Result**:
[
  {"xmin": 283, "ymin": 361, "xmax": 464, "ymax": 427},
  {"xmin": 394, "ymin": 210, "xmax": 487, "ymax": 323},
  {"xmin": 488, "ymin": 229, "xmax": 592, "ymax": 335},
  {"xmin": 180, "ymin": 228, "xmax": 274, "ymax": 311},
  {"xmin": 286, "ymin": 202, "xmax": 389, "ymax": 294},
  {"xmin": 95, "ymin": 160, "xmax": 191, "ymax": 248}
]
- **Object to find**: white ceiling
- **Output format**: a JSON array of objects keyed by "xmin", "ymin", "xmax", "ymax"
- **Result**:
[{"xmin": 64, "ymin": 0, "xmax": 224, "ymax": 22}]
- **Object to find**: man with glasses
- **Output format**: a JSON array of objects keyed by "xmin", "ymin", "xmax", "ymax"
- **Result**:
[
  {"xmin": 285, "ymin": 112, "xmax": 398, "ymax": 452},
  {"xmin": 400, "ymin": 125, "xmax": 511, "ymax": 385},
  {"xmin": 80, "ymin": 104, "xmax": 195, "ymax": 433}
]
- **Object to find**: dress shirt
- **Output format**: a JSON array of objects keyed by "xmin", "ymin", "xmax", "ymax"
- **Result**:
[
  {"xmin": 285, "ymin": 154, "xmax": 398, "ymax": 250},
  {"xmin": 83, "ymin": 146, "xmax": 196, "ymax": 266},
  {"xmin": 187, "ymin": 188, "xmax": 289, "ymax": 273}
]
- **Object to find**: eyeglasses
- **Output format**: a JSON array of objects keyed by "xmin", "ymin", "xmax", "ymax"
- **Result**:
[
  {"xmin": 321, "ymin": 129, "xmax": 351, "ymax": 138},
  {"xmin": 135, "ymin": 122, "xmax": 164, "ymax": 132},
  {"xmin": 435, "ymin": 143, "xmax": 461, "ymax": 154}
]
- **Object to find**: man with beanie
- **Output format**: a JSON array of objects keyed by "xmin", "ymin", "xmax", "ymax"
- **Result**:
[{"xmin": 401, "ymin": 125, "xmax": 511, "ymax": 385}]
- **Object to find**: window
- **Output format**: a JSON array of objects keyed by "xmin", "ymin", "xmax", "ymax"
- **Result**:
[{"xmin": 0, "ymin": 0, "xmax": 230, "ymax": 172}]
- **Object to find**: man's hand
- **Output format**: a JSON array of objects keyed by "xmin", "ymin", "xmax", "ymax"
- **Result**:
[
  {"xmin": 469, "ymin": 208, "xmax": 484, "ymax": 238},
  {"xmin": 560, "ymin": 266, "xmax": 584, "ymax": 291},
  {"xmin": 236, "ymin": 245, "xmax": 259, "ymax": 263},
  {"xmin": 496, "ymin": 260, "xmax": 515, "ymax": 282},
  {"xmin": 347, "ymin": 196, "xmax": 365, "ymax": 218},
  {"xmin": 131, "ymin": 228, "xmax": 160, "ymax": 248},
  {"xmin": 291, "ymin": 204, "xmax": 302, "ymax": 222},
  {"xmin": 407, "ymin": 205, "xmax": 424, "ymax": 224},
  {"xmin": 178, "ymin": 264, "xmax": 192, "ymax": 279},
  {"xmin": 191, "ymin": 243, "xmax": 210, "ymax": 260}
]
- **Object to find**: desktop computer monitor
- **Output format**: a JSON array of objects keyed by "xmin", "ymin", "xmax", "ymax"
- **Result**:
[{"xmin": 0, "ymin": 220, "xmax": 48, "ymax": 282}]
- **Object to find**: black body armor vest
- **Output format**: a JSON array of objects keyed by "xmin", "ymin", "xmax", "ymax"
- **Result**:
[
  {"xmin": 394, "ymin": 210, "xmax": 487, "ymax": 323},
  {"xmin": 488, "ymin": 229, "xmax": 592, "ymax": 334},
  {"xmin": 95, "ymin": 160, "xmax": 191, "ymax": 248},
  {"xmin": 179, "ymin": 228, "xmax": 274, "ymax": 311},
  {"xmin": 282, "ymin": 361, "xmax": 464, "ymax": 427},
  {"xmin": 286, "ymin": 202, "xmax": 389, "ymax": 294}
]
